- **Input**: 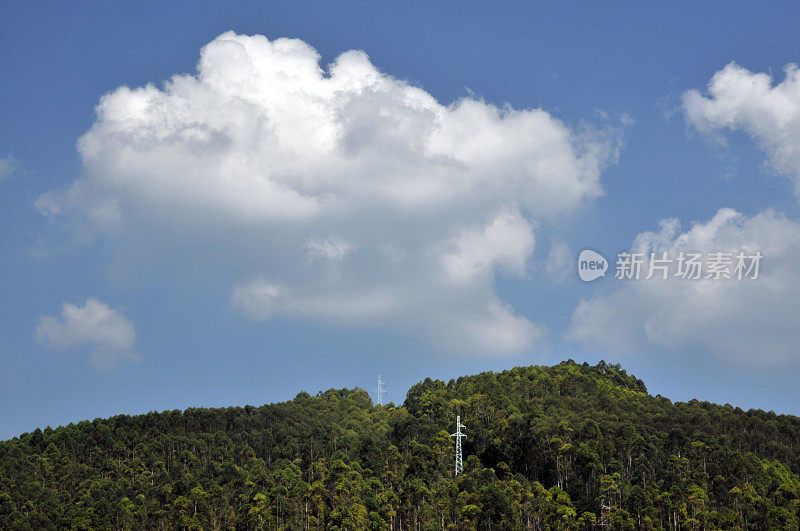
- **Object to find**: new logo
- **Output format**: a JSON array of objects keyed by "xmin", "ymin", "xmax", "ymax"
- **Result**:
[{"xmin": 578, "ymin": 249, "xmax": 608, "ymax": 282}]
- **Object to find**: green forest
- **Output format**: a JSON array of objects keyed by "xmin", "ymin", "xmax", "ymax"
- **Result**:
[{"xmin": 1, "ymin": 360, "xmax": 799, "ymax": 529}]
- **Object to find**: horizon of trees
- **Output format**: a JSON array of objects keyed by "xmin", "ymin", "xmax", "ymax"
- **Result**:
[{"xmin": 1, "ymin": 360, "xmax": 799, "ymax": 529}]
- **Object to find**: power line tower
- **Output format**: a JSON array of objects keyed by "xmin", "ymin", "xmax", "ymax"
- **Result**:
[
  {"xmin": 451, "ymin": 415, "xmax": 466, "ymax": 476},
  {"xmin": 372, "ymin": 374, "xmax": 386, "ymax": 406}
]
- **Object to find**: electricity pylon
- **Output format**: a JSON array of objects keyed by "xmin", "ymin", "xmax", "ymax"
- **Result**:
[
  {"xmin": 451, "ymin": 415, "xmax": 466, "ymax": 476},
  {"xmin": 372, "ymin": 374, "xmax": 386, "ymax": 406}
]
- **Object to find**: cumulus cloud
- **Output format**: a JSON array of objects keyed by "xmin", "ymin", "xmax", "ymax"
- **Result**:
[
  {"xmin": 441, "ymin": 210, "xmax": 535, "ymax": 283},
  {"xmin": 683, "ymin": 62, "xmax": 800, "ymax": 195},
  {"xmin": 230, "ymin": 281, "xmax": 284, "ymax": 321},
  {"xmin": 567, "ymin": 208, "xmax": 800, "ymax": 366},
  {"xmin": 306, "ymin": 238, "xmax": 352, "ymax": 261},
  {"xmin": 41, "ymin": 32, "xmax": 621, "ymax": 355},
  {"xmin": 545, "ymin": 241, "xmax": 572, "ymax": 284},
  {"xmin": 0, "ymin": 153, "xmax": 19, "ymax": 182},
  {"xmin": 37, "ymin": 299, "xmax": 136, "ymax": 367}
]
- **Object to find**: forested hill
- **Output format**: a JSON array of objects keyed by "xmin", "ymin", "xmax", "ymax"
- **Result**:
[{"xmin": 2, "ymin": 361, "xmax": 800, "ymax": 529}]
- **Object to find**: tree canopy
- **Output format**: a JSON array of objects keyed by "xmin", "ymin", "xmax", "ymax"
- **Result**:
[{"xmin": 1, "ymin": 360, "xmax": 799, "ymax": 529}]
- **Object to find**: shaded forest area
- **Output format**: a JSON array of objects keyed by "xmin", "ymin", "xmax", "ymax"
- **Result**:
[{"xmin": 2, "ymin": 360, "xmax": 800, "ymax": 529}]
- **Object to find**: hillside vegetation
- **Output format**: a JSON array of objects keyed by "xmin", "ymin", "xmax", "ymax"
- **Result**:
[{"xmin": 1, "ymin": 360, "xmax": 799, "ymax": 529}]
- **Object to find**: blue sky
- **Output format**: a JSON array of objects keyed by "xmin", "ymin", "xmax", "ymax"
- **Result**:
[{"xmin": 3, "ymin": 2, "xmax": 800, "ymax": 439}]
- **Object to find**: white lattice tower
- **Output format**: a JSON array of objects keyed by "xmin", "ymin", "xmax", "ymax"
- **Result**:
[
  {"xmin": 373, "ymin": 374, "xmax": 386, "ymax": 406},
  {"xmin": 451, "ymin": 415, "xmax": 466, "ymax": 475}
]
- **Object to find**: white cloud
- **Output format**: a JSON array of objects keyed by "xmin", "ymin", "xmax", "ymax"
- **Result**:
[
  {"xmin": 545, "ymin": 241, "xmax": 572, "ymax": 284},
  {"xmin": 441, "ymin": 210, "xmax": 535, "ymax": 283},
  {"xmin": 230, "ymin": 281, "xmax": 284, "ymax": 321},
  {"xmin": 683, "ymin": 62, "xmax": 800, "ymax": 195},
  {"xmin": 41, "ymin": 32, "xmax": 622, "ymax": 355},
  {"xmin": 37, "ymin": 299, "xmax": 136, "ymax": 367},
  {"xmin": 306, "ymin": 238, "xmax": 352, "ymax": 261},
  {"xmin": 567, "ymin": 208, "xmax": 800, "ymax": 366},
  {"xmin": 0, "ymin": 153, "xmax": 19, "ymax": 182},
  {"xmin": 591, "ymin": 64, "xmax": 800, "ymax": 366}
]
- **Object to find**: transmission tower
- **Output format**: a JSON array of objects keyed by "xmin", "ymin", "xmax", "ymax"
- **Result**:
[
  {"xmin": 451, "ymin": 415, "xmax": 466, "ymax": 476},
  {"xmin": 372, "ymin": 374, "xmax": 386, "ymax": 406}
]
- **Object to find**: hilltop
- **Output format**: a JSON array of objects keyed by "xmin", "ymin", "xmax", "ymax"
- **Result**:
[{"xmin": 1, "ymin": 360, "xmax": 799, "ymax": 529}]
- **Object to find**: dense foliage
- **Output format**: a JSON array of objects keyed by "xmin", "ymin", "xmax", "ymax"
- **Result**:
[{"xmin": 2, "ymin": 360, "xmax": 800, "ymax": 529}]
